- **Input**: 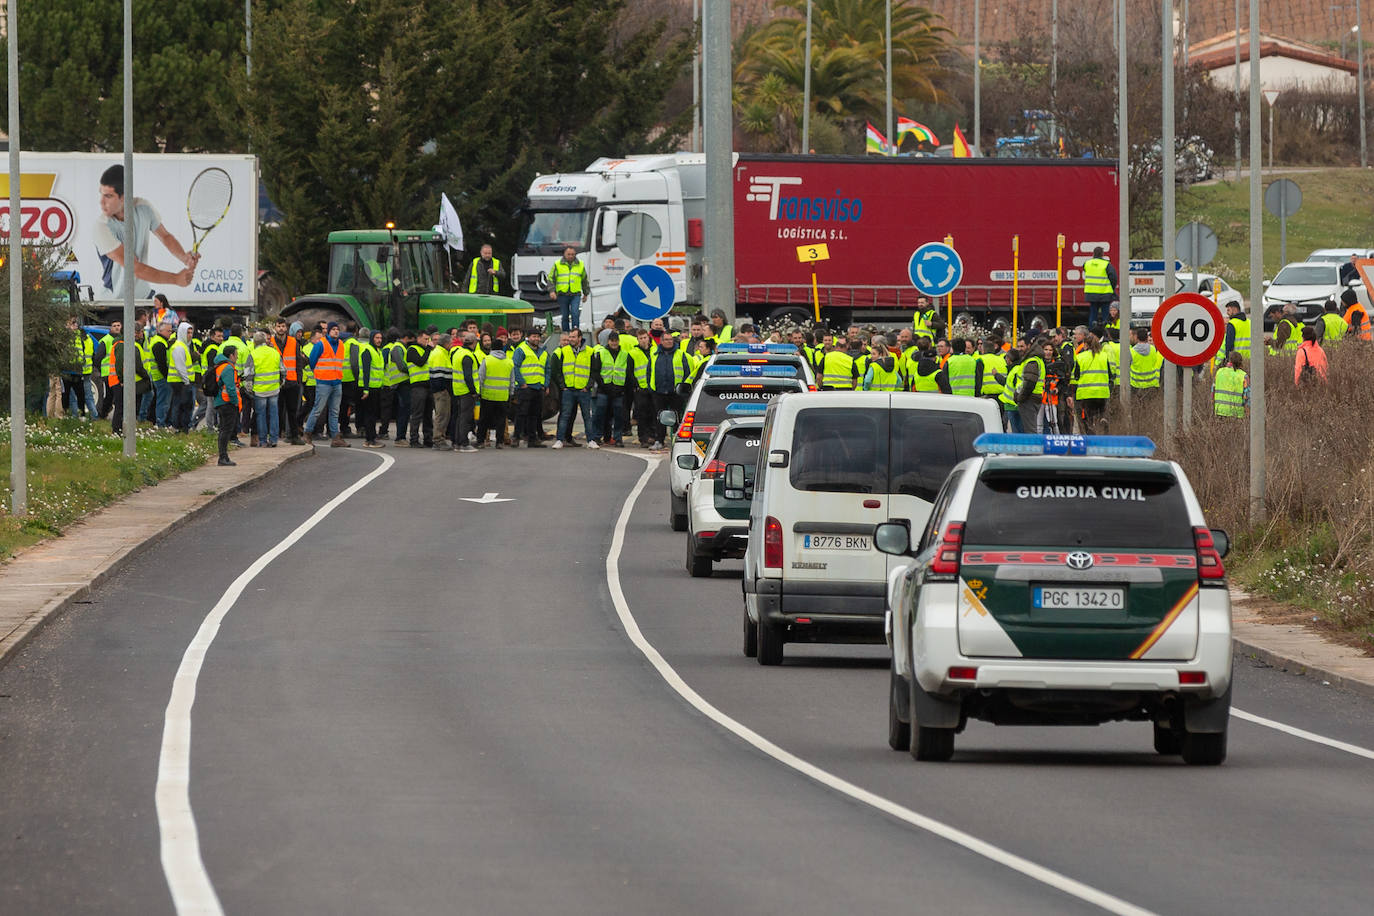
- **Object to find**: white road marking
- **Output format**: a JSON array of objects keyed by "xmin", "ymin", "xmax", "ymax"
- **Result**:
[
  {"xmin": 605, "ymin": 454, "xmax": 1157, "ymax": 916},
  {"xmin": 155, "ymin": 451, "xmax": 394, "ymax": 915},
  {"xmin": 1232, "ymin": 708, "xmax": 1374, "ymax": 760}
]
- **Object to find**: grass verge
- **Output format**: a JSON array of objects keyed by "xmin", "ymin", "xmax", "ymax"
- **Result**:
[{"xmin": 0, "ymin": 418, "xmax": 216, "ymax": 561}]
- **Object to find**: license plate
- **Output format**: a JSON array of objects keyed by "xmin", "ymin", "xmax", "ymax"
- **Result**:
[
  {"xmin": 1033, "ymin": 586, "xmax": 1125, "ymax": 611},
  {"xmin": 803, "ymin": 534, "xmax": 871, "ymax": 550}
]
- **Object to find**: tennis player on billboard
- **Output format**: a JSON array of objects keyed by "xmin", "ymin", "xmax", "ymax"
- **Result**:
[{"xmin": 93, "ymin": 164, "xmax": 199, "ymax": 297}]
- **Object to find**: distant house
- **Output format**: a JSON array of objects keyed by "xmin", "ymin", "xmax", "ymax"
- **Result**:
[{"xmin": 1189, "ymin": 31, "xmax": 1359, "ymax": 93}]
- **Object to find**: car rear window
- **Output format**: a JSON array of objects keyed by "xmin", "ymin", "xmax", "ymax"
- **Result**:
[
  {"xmin": 714, "ymin": 426, "xmax": 762, "ymax": 466},
  {"xmin": 695, "ymin": 384, "xmax": 796, "ymax": 429},
  {"xmin": 964, "ymin": 472, "xmax": 1193, "ymax": 548},
  {"xmin": 788, "ymin": 407, "xmax": 984, "ymax": 497}
]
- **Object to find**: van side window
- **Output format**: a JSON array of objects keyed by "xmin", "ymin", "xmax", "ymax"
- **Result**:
[
  {"xmin": 918, "ymin": 470, "xmax": 963, "ymax": 552},
  {"xmin": 890, "ymin": 410, "xmax": 985, "ymax": 503}
]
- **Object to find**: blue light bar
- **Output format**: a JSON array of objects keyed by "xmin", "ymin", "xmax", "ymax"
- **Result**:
[
  {"xmin": 725, "ymin": 403, "xmax": 770, "ymax": 416},
  {"xmin": 704, "ymin": 364, "xmax": 797, "ymax": 378},
  {"xmin": 714, "ymin": 342, "xmax": 800, "ymax": 354},
  {"xmin": 973, "ymin": 433, "xmax": 1156, "ymax": 458}
]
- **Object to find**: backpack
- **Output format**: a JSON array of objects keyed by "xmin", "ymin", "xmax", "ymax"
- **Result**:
[
  {"xmin": 1298, "ymin": 349, "xmax": 1317, "ymax": 384},
  {"xmin": 201, "ymin": 364, "xmax": 220, "ymax": 398}
]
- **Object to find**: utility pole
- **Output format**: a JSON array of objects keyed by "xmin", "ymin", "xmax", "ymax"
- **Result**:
[
  {"xmin": 885, "ymin": 0, "xmax": 893, "ymax": 153},
  {"xmin": 1359, "ymin": 3, "xmax": 1368, "ymax": 167},
  {"xmin": 122, "ymin": 0, "xmax": 138, "ymax": 458},
  {"xmin": 1051, "ymin": 0, "xmax": 1058, "ymax": 144},
  {"xmin": 1161, "ymin": 0, "xmax": 1176, "ymax": 432},
  {"xmin": 973, "ymin": 0, "xmax": 981, "ymax": 156},
  {"xmin": 692, "ymin": 0, "xmax": 702, "ymax": 152},
  {"xmin": 1234, "ymin": 0, "xmax": 1242, "ymax": 179},
  {"xmin": 802, "ymin": 0, "xmax": 812, "ymax": 153},
  {"xmin": 8, "ymin": 0, "xmax": 26, "ymax": 514},
  {"xmin": 1118, "ymin": 0, "xmax": 1132, "ymax": 412},
  {"xmin": 1248, "ymin": 0, "xmax": 1266, "ymax": 525},
  {"xmin": 703, "ymin": 0, "xmax": 734, "ymax": 324}
]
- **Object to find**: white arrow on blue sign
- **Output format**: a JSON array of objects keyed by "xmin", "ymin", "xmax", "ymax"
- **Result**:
[
  {"xmin": 619, "ymin": 264, "xmax": 676, "ymax": 322},
  {"xmin": 1128, "ymin": 259, "xmax": 1184, "ymax": 273},
  {"xmin": 908, "ymin": 242, "xmax": 963, "ymax": 297}
]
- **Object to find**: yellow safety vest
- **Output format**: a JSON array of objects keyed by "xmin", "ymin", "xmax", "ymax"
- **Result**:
[
  {"xmin": 1083, "ymin": 257, "xmax": 1114, "ymax": 296},
  {"xmin": 978, "ymin": 352, "xmax": 1007, "ymax": 396},
  {"xmin": 515, "ymin": 341, "xmax": 547, "ymax": 386},
  {"xmin": 480, "ymin": 352, "xmax": 514, "ymax": 401},
  {"xmin": 250, "ymin": 343, "xmax": 281, "ymax": 393},
  {"xmin": 451, "ymin": 347, "xmax": 479, "ymax": 396},
  {"xmin": 557, "ymin": 344, "xmax": 593, "ymax": 389},
  {"xmin": 946, "ymin": 353, "xmax": 979, "ymax": 397},
  {"xmin": 169, "ymin": 339, "xmax": 193, "ymax": 383},
  {"xmin": 1074, "ymin": 349, "xmax": 1111, "ymax": 399},
  {"xmin": 425, "ymin": 344, "xmax": 453, "ymax": 385},
  {"xmin": 1213, "ymin": 366, "xmax": 1246, "ymax": 417},
  {"xmin": 1129, "ymin": 346, "xmax": 1163, "ymax": 389},
  {"xmin": 406, "ymin": 344, "xmax": 430, "ymax": 384},
  {"xmin": 820, "ymin": 351, "xmax": 855, "ymax": 390},
  {"xmin": 360, "ymin": 342, "xmax": 386, "ymax": 389},
  {"xmin": 552, "ymin": 258, "xmax": 587, "ymax": 295},
  {"xmin": 468, "ymin": 257, "xmax": 503, "ymax": 293}
]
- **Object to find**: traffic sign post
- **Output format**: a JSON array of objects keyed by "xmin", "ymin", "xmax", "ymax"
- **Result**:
[
  {"xmin": 619, "ymin": 264, "xmax": 676, "ymax": 323},
  {"xmin": 1263, "ymin": 178, "xmax": 1302, "ymax": 266},
  {"xmin": 1175, "ymin": 220, "xmax": 1218, "ymax": 430},
  {"xmin": 1151, "ymin": 292, "xmax": 1225, "ymax": 367},
  {"xmin": 796, "ymin": 243, "xmax": 831, "ymax": 322},
  {"xmin": 1055, "ymin": 233, "xmax": 1065, "ymax": 327},
  {"xmin": 1011, "ymin": 235, "xmax": 1020, "ymax": 343},
  {"xmin": 1263, "ymin": 89, "xmax": 1280, "ymax": 171}
]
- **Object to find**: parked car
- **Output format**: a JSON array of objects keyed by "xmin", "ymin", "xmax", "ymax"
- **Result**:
[
  {"xmin": 1262, "ymin": 261, "xmax": 1356, "ymax": 322},
  {"xmin": 1129, "ymin": 272, "xmax": 1243, "ymax": 327}
]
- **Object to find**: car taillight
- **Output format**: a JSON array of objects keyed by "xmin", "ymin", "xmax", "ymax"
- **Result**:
[
  {"xmin": 764, "ymin": 516, "xmax": 784, "ymax": 568},
  {"xmin": 701, "ymin": 459, "xmax": 726, "ymax": 478},
  {"xmin": 927, "ymin": 522, "xmax": 964, "ymax": 579},
  {"xmin": 947, "ymin": 666, "xmax": 978, "ymax": 681},
  {"xmin": 1193, "ymin": 527, "xmax": 1225, "ymax": 583},
  {"xmin": 676, "ymin": 411, "xmax": 695, "ymax": 441}
]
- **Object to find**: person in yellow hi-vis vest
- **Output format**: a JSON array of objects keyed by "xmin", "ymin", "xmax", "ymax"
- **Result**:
[
  {"xmin": 1213, "ymin": 351, "xmax": 1248, "ymax": 418},
  {"xmin": 1082, "ymin": 246, "xmax": 1118, "ymax": 329}
]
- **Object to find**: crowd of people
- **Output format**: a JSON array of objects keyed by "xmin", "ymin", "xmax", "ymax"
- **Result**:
[{"xmin": 55, "ymin": 279, "xmax": 1369, "ymax": 467}]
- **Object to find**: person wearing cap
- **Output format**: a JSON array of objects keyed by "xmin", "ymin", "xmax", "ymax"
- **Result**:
[
  {"xmin": 1271, "ymin": 303, "xmax": 1303, "ymax": 353},
  {"xmin": 450, "ymin": 332, "xmax": 481, "ymax": 452},
  {"xmin": 511, "ymin": 326, "xmax": 548, "ymax": 447},
  {"xmin": 303, "ymin": 321, "xmax": 350, "ymax": 447},
  {"xmin": 169, "ymin": 321, "xmax": 196, "ymax": 432},
  {"xmin": 355, "ymin": 329, "xmax": 388, "ymax": 448},
  {"xmin": 1341, "ymin": 287, "xmax": 1372, "ymax": 341}
]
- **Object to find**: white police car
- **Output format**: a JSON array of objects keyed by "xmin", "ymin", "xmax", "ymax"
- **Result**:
[
  {"xmin": 679, "ymin": 406, "xmax": 765, "ymax": 577},
  {"xmin": 703, "ymin": 342, "xmax": 816, "ymax": 388},
  {"xmin": 879, "ymin": 433, "xmax": 1233, "ymax": 765}
]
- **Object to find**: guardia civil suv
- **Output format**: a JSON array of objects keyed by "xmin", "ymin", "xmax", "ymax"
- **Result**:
[{"xmin": 879, "ymin": 433, "xmax": 1233, "ymax": 765}]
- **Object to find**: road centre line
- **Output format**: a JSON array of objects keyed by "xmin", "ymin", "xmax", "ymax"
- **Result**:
[
  {"xmin": 155, "ymin": 450, "xmax": 395, "ymax": 916},
  {"xmin": 605, "ymin": 453, "xmax": 1157, "ymax": 916},
  {"xmin": 1232, "ymin": 708, "xmax": 1374, "ymax": 760}
]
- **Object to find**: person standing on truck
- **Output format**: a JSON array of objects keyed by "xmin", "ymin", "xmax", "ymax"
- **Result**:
[
  {"xmin": 465, "ymin": 243, "xmax": 507, "ymax": 295},
  {"xmin": 1082, "ymin": 246, "xmax": 1117, "ymax": 329},
  {"xmin": 94, "ymin": 165, "xmax": 198, "ymax": 298},
  {"xmin": 550, "ymin": 246, "xmax": 589, "ymax": 332}
]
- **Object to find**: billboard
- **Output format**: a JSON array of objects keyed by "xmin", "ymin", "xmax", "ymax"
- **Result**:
[{"xmin": 0, "ymin": 152, "xmax": 258, "ymax": 310}]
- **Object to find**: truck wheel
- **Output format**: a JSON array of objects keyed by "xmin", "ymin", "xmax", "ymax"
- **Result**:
[
  {"xmin": 888, "ymin": 669, "xmax": 911, "ymax": 751},
  {"xmin": 1180, "ymin": 728, "xmax": 1227, "ymax": 765},
  {"xmin": 756, "ymin": 617, "xmax": 784, "ymax": 666},
  {"xmin": 742, "ymin": 606, "xmax": 757, "ymax": 658},
  {"xmin": 284, "ymin": 306, "xmax": 350, "ymax": 329},
  {"xmin": 686, "ymin": 538, "xmax": 712, "ymax": 577},
  {"xmin": 766, "ymin": 306, "xmax": 813, "ymax": 328},
  {"xmin": 908, "ymin": 677, "xmax": 955, "ymax": 761}
]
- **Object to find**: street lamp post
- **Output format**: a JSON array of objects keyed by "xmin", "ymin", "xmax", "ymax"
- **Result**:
[
  {"xmin": 8, "ymin": 0, "xmax": 27, "ymax": 514},
  {"xmin": 1358, "ymin": 12, "xmax": 1368, "ymax": 168}
]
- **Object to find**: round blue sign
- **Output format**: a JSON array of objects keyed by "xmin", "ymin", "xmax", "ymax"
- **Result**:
[
  {"xmin": 908, "ymin": 242, "xmax": 964, "ymax": 297},
  {"xmin": 619, "ymin": 264, "xmax": 676, "ymax": 322}
]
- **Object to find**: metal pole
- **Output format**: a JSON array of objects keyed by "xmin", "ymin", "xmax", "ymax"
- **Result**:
[
  {"xmin": 692, "ymin": 0, "xmax": 702, "ymax": 152},
  {"xmin": 1051, "ymin": 0, "xmax": 1058, "ymax": 144},
  {"xmin": 1118, "ymin": 0, "xmax": 1132, "ymax": 413},
  {"xmin": 245, "ymin": 0, "xmax": 252, "ymax": 78},
  {"xmin": 884, "ymin": 0, "xmax": 893, "ymax": 153},
  {"xmin": 1234, "ymin": 0, "xmax": 1242, "ymax": 179},
  {"xmin": 801, "ymin": 0, "xmax": 812, "ymax": 153},
  {"xmin": 1248, "ymin": 0, "xmax": 1266, "ymax": 525},
  {"xmin": 122, "ymin": 0, "xmax": 137, "ymax": 458},
  {"xmin": 1161, "ymin": 0, "xmax": 1176, "ymax": 433},
  {"xmin": 8, "ymin": 0, "xmax": 26, "ymax": 514},
  {"xmin": 1279, "ymin": 208, "xmax": 1287, "ymax": 265},
  {"xmin": 1268, "ymin": 104, "xmax": 1274, "ymax": 170},
  {"xmin": 703, "ymin": 0, "xmax": 735, "ymax": 324},
  {"xmin": 1359, "ymin": 4, "xmax": 1368, "ymax": 168},
  {"xmin": 973, "ymin": 0, "xmax": 981, "ymax": 156},
  {"xmin": 1189, "ymin": 230, "xmax": 1200, "ymax": 430}
]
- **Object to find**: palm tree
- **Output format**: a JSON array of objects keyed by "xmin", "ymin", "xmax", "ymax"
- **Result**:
[{"xmin": 735, "ymin": 0, "xmax": 954, "ymax": 152}]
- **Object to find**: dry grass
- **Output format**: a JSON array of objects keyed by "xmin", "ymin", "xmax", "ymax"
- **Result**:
[{"xmin": 1107, "ymin": 342, "xmax": 1374, "ymax": 651}]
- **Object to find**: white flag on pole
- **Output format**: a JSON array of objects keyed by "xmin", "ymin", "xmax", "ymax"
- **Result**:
[{"xmin": 439, "ymin": 192, "xmax": 464, "ymax": 252}]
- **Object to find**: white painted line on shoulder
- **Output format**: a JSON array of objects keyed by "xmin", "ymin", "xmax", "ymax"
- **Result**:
[
  {"xmin": 155, "ymin": 451, "xmax": 395, "ymax": 916},
  {"xmin": 1232, "ymin": 708, "xmax": 1374, "ymax": 760},
  {"xmin": 605, "ymin": 453, "xmax": 1157, "ymax": 916}
]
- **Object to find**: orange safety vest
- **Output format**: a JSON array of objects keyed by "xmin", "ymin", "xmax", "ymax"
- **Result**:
[
  {"xmin": 217, "ymin": 363, "xmax": 242, "ymax": 409},
  {"xmin": 1043, "ymin": 373, "xmax": 1060, "ymax": 406},
  {"xmin": 272, "ymin": 334, "xmax": 300, "ymax": 381},
  {"xmin": 1343, "ymin": 304, "xmax": 1372, "ymax": 341},
  {"xmin": 107, "ymin": 341, "xmax": 120, "ymax": 386},
  {"xmin": 314, "ymin": 338, "xmax": 344, "ymax": 382}
]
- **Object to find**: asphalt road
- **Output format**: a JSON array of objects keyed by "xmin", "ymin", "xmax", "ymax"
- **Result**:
[{"xmin": 3, "ymin": 448, "xmax": 1374, "ymax": 914}]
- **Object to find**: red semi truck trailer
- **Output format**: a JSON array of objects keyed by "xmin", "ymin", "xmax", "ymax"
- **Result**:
[{"xmin": 514, "ymin": 153, "xmax": 1120, "ymax": 329}]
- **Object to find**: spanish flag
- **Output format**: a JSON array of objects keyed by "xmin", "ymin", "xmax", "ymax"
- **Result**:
[{"xmin": 952, "ymin": 123, "xmax": 973, "ymax": 158}]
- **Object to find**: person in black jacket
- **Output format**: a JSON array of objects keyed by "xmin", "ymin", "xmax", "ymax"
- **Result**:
[{"xmin": 591, "ymin": 332, "xmax": 628, "ymax": 446}]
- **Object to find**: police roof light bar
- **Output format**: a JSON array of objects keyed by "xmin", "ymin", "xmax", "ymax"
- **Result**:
[
  {"xmin": 714, "ymin": 342, "xmax": 800, "ymax": 354},
  {"xmin": 973, "ymin": 433, "xmax": 1157, "ymax": 458},
  {"xmin": 703, "ymin": 364, "xmax": 797, "ymax": 378},
  {"xmin": 724, "ymin": 402, "xmax": 770, "ymax": 416}
]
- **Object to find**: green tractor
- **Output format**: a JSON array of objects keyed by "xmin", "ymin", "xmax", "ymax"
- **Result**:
[{"xmin": 281, "ymin": 228, "xmax": 538, "ymax": 334}]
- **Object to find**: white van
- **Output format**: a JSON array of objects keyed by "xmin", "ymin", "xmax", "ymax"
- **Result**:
[{"xmin": 730, "ymin": 392, "xmax": 1001, "ymax": 665}]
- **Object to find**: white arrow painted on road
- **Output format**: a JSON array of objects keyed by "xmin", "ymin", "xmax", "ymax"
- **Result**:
[
  {"xmin": 632, "ymin": 273, "xmax": 662, "ymax": 311},
  {"xmin": 460, "ymin": 492, "xmax": 515, "ymax": 504}
]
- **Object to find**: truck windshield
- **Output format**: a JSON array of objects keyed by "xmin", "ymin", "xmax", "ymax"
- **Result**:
[
  {"xmin": 399, "ymin": 242, "xmax": 442, "ymax": 292},
  {"xmin": 519, "ymin": 210, "xmax": 592, "ymax": 253}
]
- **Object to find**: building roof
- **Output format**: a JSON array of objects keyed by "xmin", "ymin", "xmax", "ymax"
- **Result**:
[{"xmin": 1188, "ymin": 31, "xmax": 1358, "ymax": 75}]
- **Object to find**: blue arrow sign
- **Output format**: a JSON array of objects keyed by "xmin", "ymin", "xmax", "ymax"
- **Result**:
[
  {"xmin": 1128, "ymin": 259, "xmax": 1185, "ymax": 273},
  {"xmin": 619, "ymin": 264, "xmax": 676, "ymax": 322},
  {"xmin": 908, "ymin": 243, "xmax": 963, "ymax": 297}
]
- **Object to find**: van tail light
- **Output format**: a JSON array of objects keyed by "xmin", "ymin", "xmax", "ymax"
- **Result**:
[
  {"xmin": 676, "ymin": 411, "xmax": 695, "ymax": 441},
  {"xmin": 700, "ymin": 459, "xmax": 726, "ymax": 479},
  {"xmin": 1193, "ymin": 527, "xmax": 1225, "ymax": 584},
  {"xmin": 927, "ymin": 522, "xmax": 964, "ymax": 580},
  {"xmin": 764, "ymin": 516, "xmax": 784, "ymax": 568}
]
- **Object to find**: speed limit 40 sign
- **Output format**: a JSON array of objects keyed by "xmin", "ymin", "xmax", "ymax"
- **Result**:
[{"xmin": 1151, "ymin": 292, "xmax": 1226, "ymax": 366}]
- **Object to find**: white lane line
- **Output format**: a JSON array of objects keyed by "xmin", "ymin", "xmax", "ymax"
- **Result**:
[
  {"xmin": 156, "ymin": 451, "xmax": 395, "ymax": 916},
  {"xmin": 1232, "ymin": 708, "xmax": 1374, "ymax": 760},
  {"xmin": 605, "ymin": 454, "xmax": 1157, "ymax": 916}
]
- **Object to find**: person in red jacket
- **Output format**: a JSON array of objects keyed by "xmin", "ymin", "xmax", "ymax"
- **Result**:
[{"xmin": 1294, "ymin": 326, "xmax": 1329, "ymax": 386}]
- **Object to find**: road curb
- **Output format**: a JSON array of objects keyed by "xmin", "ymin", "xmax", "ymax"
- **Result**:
[
  {"xmin": 0, "ymin": 445, "xmax": 314, "ymax": 670},
  {"xmin": 1232, "ymin": 637, "xmax": 1374, "ymax": 701}
]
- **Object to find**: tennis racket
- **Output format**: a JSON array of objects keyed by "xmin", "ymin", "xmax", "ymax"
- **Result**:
[{"xmin": 187, "ymin": 167, "xmax": 233, "ymax": 254}]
